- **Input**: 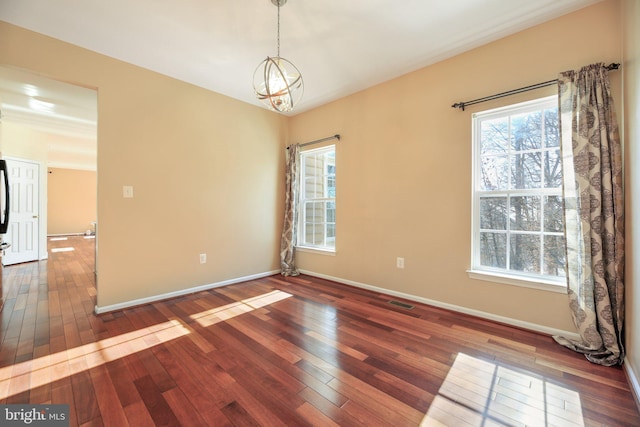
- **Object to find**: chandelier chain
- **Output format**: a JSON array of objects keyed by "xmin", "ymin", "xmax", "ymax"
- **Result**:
[{"xmin": 277, "ymin": 1, "xmax": 281, "ymax": 57}]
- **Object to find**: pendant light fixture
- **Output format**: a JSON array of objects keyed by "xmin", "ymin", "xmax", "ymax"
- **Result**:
[{"xmin": 253, "ymin": 0, "xmax": 303, "ymax": 113}]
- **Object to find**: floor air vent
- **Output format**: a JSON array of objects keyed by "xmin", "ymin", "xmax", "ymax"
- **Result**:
[{"xmin": 387, "ymin": 300, "xmax": 415, "ymax": 310}]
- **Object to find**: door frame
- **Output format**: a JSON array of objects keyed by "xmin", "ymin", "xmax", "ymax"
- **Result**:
[{"xmin": 4, "ymin": 156, "xmax": 48, "ymax": 262}]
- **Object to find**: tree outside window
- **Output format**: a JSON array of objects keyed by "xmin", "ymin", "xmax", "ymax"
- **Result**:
[{"xmin": 472, "ymin": 97, "xmax": 565, "ymax": 283}]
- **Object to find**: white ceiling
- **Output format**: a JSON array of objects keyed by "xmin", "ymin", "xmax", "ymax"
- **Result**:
[
  {"xmin": 0, "ymin": 0, "xmax": 601, "ymax": 168},
  {"xmin": 0, "ymin": 65, "xmax": 97, "ymax": 170}
]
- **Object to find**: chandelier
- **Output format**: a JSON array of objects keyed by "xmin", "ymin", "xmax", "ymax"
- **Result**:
[{"xmin": 253, "ymin": 0, "xmax": 303, "ymax": 113}]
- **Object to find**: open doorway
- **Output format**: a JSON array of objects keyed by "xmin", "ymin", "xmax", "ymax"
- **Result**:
[{"xmin": 0, "ymin": 65, "xmax": 97, "ymax": 300}]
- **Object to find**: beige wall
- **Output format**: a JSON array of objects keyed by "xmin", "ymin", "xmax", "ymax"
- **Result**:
[
  {"xmin": 622, "ymin": 0, "xmax": 640, "ymax": 402},
  {"xmin": 47, "ymin": 168, "xmax": 96, "ymax": 235},
  {"xmin": 288, "ymin": 0, "xmax": 622, "ymax": 333},
  {"xmin": 0, "ymin": 20, "xmax": 287, "ymax": 308}
]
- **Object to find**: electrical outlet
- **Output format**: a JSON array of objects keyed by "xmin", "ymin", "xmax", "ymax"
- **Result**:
[
  {"xmin": 122, "ymin": 185, "xmax": 134, "ymax": 198},
  {"xmin": 199, "ymin": 253, "xmax": 207, "ymax": 264},
  {"xmin": 396, "ymin": 257, "xmax": 405, "ymax": 269}
]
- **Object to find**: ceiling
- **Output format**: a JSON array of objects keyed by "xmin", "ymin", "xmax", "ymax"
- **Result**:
[
  {"xmin": 0, "ymin": 0, "xmax": 601, "ymax": 169},
  {"xmin": 0, "ymin": 65, "xmax": 97, "ymax": 170}
]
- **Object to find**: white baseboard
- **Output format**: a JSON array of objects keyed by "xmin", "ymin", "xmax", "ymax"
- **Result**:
[
  {"xmin": 299, "ymin": 269, "xmax": 581, "ymax": 340},
  {"xmin": 94, "ymin": 267, "xmax": 580, "ymax": 340},
  {"xmin": 625, "ymin": 358, "xmax": 640, "ymax": 412},
  {"xmin": 94, "ymin": 270, "xmax": 280, "ymax": 314}
]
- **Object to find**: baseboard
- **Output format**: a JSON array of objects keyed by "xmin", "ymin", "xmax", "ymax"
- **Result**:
[
  {"xmin": 299, "ymin": 269, "xmax": 581, "ymax": 340},
  {"xmin": 94, "ymin": 270, "xmax": 280, "ymax": 314},
  {"xmin": 94, "ymin": 267, "xmax": 580, "ymax": 339},
  {"xmin": 625, "ymin": 357, "xmax": 640, "ymax": 413}
]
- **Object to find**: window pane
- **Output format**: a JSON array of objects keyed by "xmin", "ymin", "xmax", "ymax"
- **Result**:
[
  {"xmin": 544, "ymin": 196, "xmax": 564, "ymax": 232},
  {"xmin": 511, "ymin": 111, "xmax": 542, "ymax": 151},
  {"xmin": 544, "ymin": 108, "xmax": 560, "ymax": 148},
  {"xmin": 480, "ymin": 197, "xmax": 507, "ymax": 230},
  {"xmin": 312, "ymin": 223, "xmax": 324, "ymax": 246},
  {"xmin": 511, "ymin": 152, "xmax": 541, "ymax": 189},
  {"xmin": 327, "ymin": 201, "xmax": 336, "ymax": 219},
  {"xmin": 305, "ymin": 176, "xmax": 319, "ymax": 198},
  {"xmin": 327, "ymin": 176, "xmax": 336, "ymax": 197},
  {"xmin": 313, "ymin": 201, "xmax": 327, "ymax": 223},
  {"xmin": 481, "ymin": 117, "xmax": 509, "ymax": 156},
  {"xmin": 510, "ymin": 234, "xmax": 540, "ymax": 274},
  {"xmin": 306, "ymin": 222, "xmax": 314, "ymax": 246},
  {"xmin": 480, "ymin": 232, "xmax": 506, "ymax": 268},
  {"xmin": 543, "ymin": 235, "xmax": 566, "ymax": 277},
  {"xmin": 544, "ymin": 149, "xmax": 562, "ymax": 188},
  {"xmin": 327, "ymin": 162, "xmax": 336, "ymax": 197},
  {"xmin": 480, "ymin": 156, "xmax": 509, "ymax": 190},
  {"xmin": 303, "ymin": 223, "xmax": 317, "ymax": 246},
  {"xmin": 304, "ymin": 201, "xmax": 316, "ymax": 223},
  {"xmin": 326, "ymin": 224, "xmax": 336, "ymax": 240},
  {"xmin": 510, "ymin": 196, "xmax": 540, "ymax": 231}
]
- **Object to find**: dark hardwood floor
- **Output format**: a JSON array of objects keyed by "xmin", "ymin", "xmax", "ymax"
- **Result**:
[{"xmin": 0, "ymin": 236, "xmax": 639, "ymax": 426}]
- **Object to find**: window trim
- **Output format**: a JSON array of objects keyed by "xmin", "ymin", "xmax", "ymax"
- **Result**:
[
  {"xmin": 296, "ymin": 246, "xmax": 337, "ymax": 256},
  {"xmin": 470, "ymin": 96, "xmax": 566, "ymax": 292},
  {"xmin": 466, "ymin": 269, "xmax": 567, "ymax": 294}
]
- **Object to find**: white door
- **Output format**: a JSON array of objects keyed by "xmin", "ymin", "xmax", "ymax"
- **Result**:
[{"xmin": 3, "ymin": 159, "xmax": 40, "ymax": 265}]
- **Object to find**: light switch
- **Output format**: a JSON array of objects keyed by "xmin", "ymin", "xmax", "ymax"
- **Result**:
[{"xmin": 123, "ymin": 185, "xmax": 134, "ymax": 198}]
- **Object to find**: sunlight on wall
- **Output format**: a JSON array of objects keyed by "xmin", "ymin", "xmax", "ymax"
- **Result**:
[{"xmin": 422, "ymin": 353, "xmax": 584, "ymax": 426}]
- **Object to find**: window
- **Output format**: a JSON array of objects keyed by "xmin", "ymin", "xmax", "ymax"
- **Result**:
[
  {"xmin": 298, "ymin": 145, "xmax": 336, "ymax": 251},
  {"xmin": 471, "ymin": 97, "xmax": 565, "ymax": 289}
]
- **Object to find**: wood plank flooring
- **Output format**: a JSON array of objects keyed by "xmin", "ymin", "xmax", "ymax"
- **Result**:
[{"xmin": 0, "ymin": 235, "xmax": 639, "ymax": 426}]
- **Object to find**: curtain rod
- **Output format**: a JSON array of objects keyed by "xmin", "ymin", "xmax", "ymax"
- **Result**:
[
  {"xmin": 287, "ymin": 134, "xmax": 341, "ymax": 149},
  {"xmin": 451, "ymin": 63, "xmax": 620, "ymax": 111}
]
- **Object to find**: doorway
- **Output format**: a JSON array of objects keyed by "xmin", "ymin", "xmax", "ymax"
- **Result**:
[{"xmin": 0, "ymin": 65, "xmax": 97, "ymax": 292}]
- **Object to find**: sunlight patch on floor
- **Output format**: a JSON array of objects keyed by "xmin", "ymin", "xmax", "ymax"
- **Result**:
[
  {"xmin": 421, "ymin": 353, "xmax": 585, "ymax": 426},
  {"xmin": 0, "ymin": 319, "xmax": 190, "ymax": 400},
  {"xmin": 191, "ymin": 290, "xmax": 292, "ymax": 327},
  {"xmin": 0, "ymin": 290, "xmax": 292, "ymax": 400}
]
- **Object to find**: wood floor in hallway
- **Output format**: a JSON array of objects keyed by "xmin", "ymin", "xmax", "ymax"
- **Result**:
[{"xmin": 0, "ymin": 235, "xmax": 639, "ymax": 426}]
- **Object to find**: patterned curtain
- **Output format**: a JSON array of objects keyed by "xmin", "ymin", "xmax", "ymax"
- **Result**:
[
  {"xmin": 553, "ymin": 63, "xmax": 625, "ymax": 366},
  {"xmin": 280, "ymin": 144, "xmax": 300, "ymax": 276}
]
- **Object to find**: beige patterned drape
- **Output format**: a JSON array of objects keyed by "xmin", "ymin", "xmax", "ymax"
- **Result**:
[
  {"xmin": 280, "ymin": 144, "xmax": 300, "ymax": 276},
  {"xmin": 554, "ymin": 63, "xmax": 625, "ymax": 366}
]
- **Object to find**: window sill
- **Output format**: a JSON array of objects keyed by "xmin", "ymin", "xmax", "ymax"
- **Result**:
[
  {"xmin": 296, "ymin": 246, "xmax": 336, "ymax": 256},
  {"xmin": 467, "ymin": 270, "xmax": 567, "ymax": 294}
]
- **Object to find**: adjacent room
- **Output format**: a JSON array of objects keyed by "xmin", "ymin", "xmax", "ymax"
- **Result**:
[{"xmin": 0, "ymin": 0, "xmax": 639, "ymax": 425}]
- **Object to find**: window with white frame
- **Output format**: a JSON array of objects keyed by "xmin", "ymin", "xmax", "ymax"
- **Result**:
[
  {"xmin": 298, "ymin": 145, "xmax": 336, "ymax": 251},
  {"xmin": 471, "ymin": 96, "xmax": 566, "ymax": 287}
]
